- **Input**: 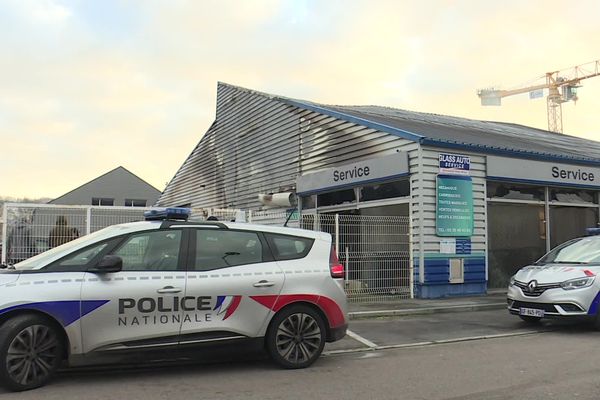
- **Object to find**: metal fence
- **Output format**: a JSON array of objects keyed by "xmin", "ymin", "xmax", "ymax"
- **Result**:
[
  {"xmin": 1, "ymin": 204, "xmax": 413, "ymax": 301},
  {"xmin": 301, "ymin": 214, "xmax": 412, "ymax": 302},
  {"xmin": 1, "ymin": 203, "xmax": 154, "ymax": 264}
]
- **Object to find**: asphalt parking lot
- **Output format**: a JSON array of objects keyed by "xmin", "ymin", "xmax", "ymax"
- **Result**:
[
  {"xmin": 4, "ymin": 307, "xmax": 600, "ymax": 399},
  {"xmin": 325, "ymin": 308, "xmax": 592, "ymax": 354}
]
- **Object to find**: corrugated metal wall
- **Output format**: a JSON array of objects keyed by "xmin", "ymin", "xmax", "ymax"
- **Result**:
[
  {"xmin": 418, "ymin": 147, "xmax": 486, "ymax": 253},
  {"xmin": 159, "ymin": 84, "xmax": 303, "ymax": 209},
  {"xmin": 155, "ymin": 83, "xmax": 494, "ymax": 296},
  {"xmin": 412, "ymin": 146, "xmax": 487, "ymax": 289},
  {"xmin": 158, "ymin": 83, "xmax": 417, "ymax": 211}
]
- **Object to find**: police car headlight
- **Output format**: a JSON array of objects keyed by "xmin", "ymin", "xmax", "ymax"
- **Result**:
[
  {"xmin": 509, "ymin": 275, "xmax": 515, "ymax": 287},
  {"xmin": 560, "ymin": 276, "xmax": 595, "ymax": 290}
]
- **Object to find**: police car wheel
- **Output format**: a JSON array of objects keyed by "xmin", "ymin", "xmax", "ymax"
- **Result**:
[
  {"xmin": 0, "ymin": 315, "xmax": 64, "ymax": 392},
  {"xmin": 266, "ymin": 305, "xmax": 326, "ymax": 369},
  {"xmin": 519, "ymin": 315, "xmax": 542, "ymax": 324}
]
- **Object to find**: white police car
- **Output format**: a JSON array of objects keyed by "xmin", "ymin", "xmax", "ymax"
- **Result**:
[
  {"xmin": 0, "ymin": 209, "xmax": 348, "ymax": 391},
  {"xmin": 508, "ymin": 229, "xmax": 600, "ymax": 327}
]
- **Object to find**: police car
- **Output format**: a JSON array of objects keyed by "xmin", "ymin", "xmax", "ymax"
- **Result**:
[
  {"xmin": 0, "ymin": 208, "xmax": 348, "ymax": 391},
  {"xmin": 508, "ymin": 228, "xmax": 600, "ymax": 327}
]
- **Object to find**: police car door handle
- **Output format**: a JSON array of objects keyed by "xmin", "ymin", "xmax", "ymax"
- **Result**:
[
  {"xmin": 157, "ymin": 286, "xmax": 182, "ymax": 294},
  {"xmin": 253, "ymin": 280, "xmax": 275, "ymax": 288}
]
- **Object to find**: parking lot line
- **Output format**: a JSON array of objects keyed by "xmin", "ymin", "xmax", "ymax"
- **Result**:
[
  {"xmin": 346, "ymin": 329, "xmax": 378, "ymax": 348},
  {"xmin": 324, "ymin": 329, "xmax": 548, "ymax": 356}
]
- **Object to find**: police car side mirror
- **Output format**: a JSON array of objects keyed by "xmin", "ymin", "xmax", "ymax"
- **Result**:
[{"xmin": 91, "ymin": 255, "xmax": 123, "ymax": 273}]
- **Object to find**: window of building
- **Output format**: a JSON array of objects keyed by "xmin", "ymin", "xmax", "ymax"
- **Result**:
[
  {"xmin": 550, "ymin": 188, "xmax": 596, "ymax": 204},
  {"xmin": 550, "ymin": 206, "xmax": 598, "ymax": 248},
  {"xmin": 192, "ymin": 230, "xmax": 264, "ymax": 271},
  {"xmin": 487, "ymin": 182, "xmax": 544, "ymax": 201},
  {"xmin": 124, "ymin": 199, "xmax": 147, "ymax": 207},
  {"xmin": 317, "ymin": 189, "xmax": 356, "ymax": 207},
  {"xmin": 487, "ymin": 203, "xmax": 547, "ymax": 288},
  {"xmin": 360, "ymin": 179, "xmax": 410, "ymax": 202},
  {"xmin": 301, "ymin": 195, "xmax": 316, "ymax": 209},
  {"xmin": 92, "ymin": 198, "xmax": 114, "ymax": 206},
  {"xmin": 487, "ymin": 180, "xmax": 600, "ymax": 288}
]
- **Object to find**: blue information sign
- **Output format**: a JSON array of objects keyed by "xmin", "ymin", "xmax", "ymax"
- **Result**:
[
  {"xmin": 455, "ymin": 238, "xmax": 472, "ymax": 255},
  {"xmin": 436, "ymin": 175, "xmax": 474, "ymax": 237},
  {"xmin": 439, "ymin": 153, "xmax": 471, "ymax": 175}
]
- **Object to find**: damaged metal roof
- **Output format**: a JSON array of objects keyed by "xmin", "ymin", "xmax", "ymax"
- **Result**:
[{"xmin": 275, "ymin": 96, "xmax": 600, "ymax": 166}]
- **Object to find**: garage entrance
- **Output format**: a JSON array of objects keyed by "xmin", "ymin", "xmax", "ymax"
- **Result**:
[{"xmin": 487, "ymin": 182, "xmax": 599, "ymax": 288}]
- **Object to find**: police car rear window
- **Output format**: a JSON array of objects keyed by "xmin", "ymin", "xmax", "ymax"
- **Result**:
[
  {"xmin": 192, "ymin": 230, "xmax": 264, "ymax": 271},
  {"xmin": 265, "ymin": 233, "xmax": 314, "ymax": 261}
]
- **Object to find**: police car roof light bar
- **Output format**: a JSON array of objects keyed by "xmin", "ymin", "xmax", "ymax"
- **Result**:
[
  {"xmin": 585, "ymin": 227, "xmax": 600, "ymax": 236},
  {"xmin": 144, "ymin": 207, "xmax": 191, "ymax": 221}
]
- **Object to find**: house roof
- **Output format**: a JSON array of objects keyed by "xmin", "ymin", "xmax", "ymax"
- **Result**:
[
  {"xmin": 49, "ymin": 166, "xmax": 161, "ymax": 204},
  {"xmin": 220, "ymin": 83, "xmax": 600, "ymax": 166}
]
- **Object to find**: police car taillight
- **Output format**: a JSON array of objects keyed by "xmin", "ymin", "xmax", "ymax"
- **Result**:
[
  {"xmin": 144, "ymin": 207, "xmax": 191, "ymax": 221},
  {"xmin": 330, "ymin": 246, "xmax": 345, "ymax": 279}
]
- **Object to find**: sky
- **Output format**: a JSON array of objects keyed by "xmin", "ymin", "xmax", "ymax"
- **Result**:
[{"xmin": 1, "ymin": 0, "xmax": 600, "ymax": 199}]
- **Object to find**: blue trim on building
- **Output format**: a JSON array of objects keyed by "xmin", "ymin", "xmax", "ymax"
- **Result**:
[
  {"xmin": 279, "ymin": 98, "xmax": 426, "ymax": 142},
  {"xmin": 487, "ymin": 176, "xmax": 600, "ymax": 190},
  {"xmin": 413, "ymin": 256, "xmax": 486, "ymax": 298},
  {"xmin": 297, "ymin": 173, "xmax": 411, "ymax": 195},
  {"xmin": 424, "ymin": 258, "xmax": 449, "ymax": 283},
  {"xmin": 416, "ymin": 282, "xmax": 487, "ymax": 298},
  {"xmin": 422, "ymin": 256, "xmax": 486, "ymax": 283},
  {"xmin": 423, "ymin": 252, "xmax": 486, "ymax": 259},
  {"xmin": 282, "ymin": 97, "xmax": 600, "ymax": 167},
  {"xmin": 464, "ymin": 257, "xmax": 486, "ymax": 282}
]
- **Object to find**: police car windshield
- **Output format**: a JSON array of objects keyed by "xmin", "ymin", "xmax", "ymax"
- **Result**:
[
  {"xmin": 14, "ymin": 226, "xmax": 121, "ymax": 270},
  {"xmin": 537, "ymin": 237, "xmax": 600, "ymax": 265}
]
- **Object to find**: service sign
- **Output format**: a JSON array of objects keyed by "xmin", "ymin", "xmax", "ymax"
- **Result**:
[
  {"xmin": 439, "ymin": 153, "xmax": 471, "ymax": 176},
  {"xmin": 296, "ymin": 153, "xmax": 409, "ymax": 194},
  {"xmin": 436, "ymin": 175, "xmax": 474, "ymax": 237},
  {"xmin": 487, "ymin": 156, "xmax": 600, "ymax": 188}
]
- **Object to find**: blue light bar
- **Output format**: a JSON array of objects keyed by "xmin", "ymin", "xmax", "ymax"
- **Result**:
[
  {"xmin": 586, "ymin": 227, "xmax": 600, "ymax": 236},
  {"xmin": 144, "ymin": 207, "xmax": 191, "ymax": 221}
]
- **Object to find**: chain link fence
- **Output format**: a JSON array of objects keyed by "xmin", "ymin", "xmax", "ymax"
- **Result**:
[{"xmin": 2, "ymin": 204, "xmax": 412, "ymax": 301}]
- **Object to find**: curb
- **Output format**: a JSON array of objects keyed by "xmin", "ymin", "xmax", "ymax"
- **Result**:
[{"xmin": 348, "ymin": 302, "xmax": 507, "ymax": 319}]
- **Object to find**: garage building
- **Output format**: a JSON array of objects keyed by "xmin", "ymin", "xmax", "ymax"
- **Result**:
[{"xmin": 158, "ymin": 83, "xmax": 600, "ymax": 298}]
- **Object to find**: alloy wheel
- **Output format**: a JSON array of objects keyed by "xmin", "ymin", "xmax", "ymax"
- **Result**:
[
  {"xmin": 275, "ymin": 313, "xmax": 322, "ymax": 364},
  {"xmin": 6, "ymin": 325, "xmax": 59, "ymax": 386}
]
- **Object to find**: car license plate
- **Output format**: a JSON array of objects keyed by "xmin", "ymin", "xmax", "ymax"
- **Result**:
[{"xmin": 519, "ymin": 307, "xmax": 544, "ymax": 317}]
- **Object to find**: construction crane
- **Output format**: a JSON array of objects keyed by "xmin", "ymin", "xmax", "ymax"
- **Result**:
[{"xmin": 477, "ymin": 59, "xmax": 600, "ymax": 133}]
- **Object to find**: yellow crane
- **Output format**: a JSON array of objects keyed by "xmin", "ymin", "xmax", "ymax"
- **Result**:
[{"xmin": 477, "ymin": 59, "xmax": 600, "ymax": 133}]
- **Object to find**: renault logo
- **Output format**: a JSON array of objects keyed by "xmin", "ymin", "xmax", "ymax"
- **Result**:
[{"xmin": 527, "ymin": 280, "xmax": 538, "ymax": 292}]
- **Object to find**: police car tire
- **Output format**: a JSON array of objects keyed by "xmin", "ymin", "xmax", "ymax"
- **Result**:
[
  {"xmin": 0, "ymin": 314, "xmax": 64, "ymax": 392},
  {"xmin": 519, "ymin": 315, "xmax": 542, "ymax": 324},
  {"xmin": 266, "ymin": 305, "xmax": 326, "ymax": 369}
]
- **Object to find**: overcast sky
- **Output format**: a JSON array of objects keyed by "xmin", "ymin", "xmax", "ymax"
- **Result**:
[{"xmin": 1, "ymin": 0, "xmax": 599, "ymax": 199}]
